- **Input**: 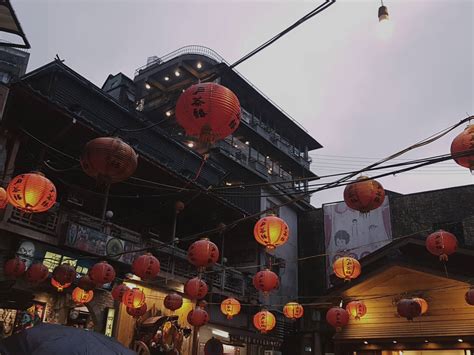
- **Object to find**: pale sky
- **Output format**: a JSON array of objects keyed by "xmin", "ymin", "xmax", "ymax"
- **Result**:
[{"xmin": 12, "ymin": 0, "xmax": 474, "ymax": 207}]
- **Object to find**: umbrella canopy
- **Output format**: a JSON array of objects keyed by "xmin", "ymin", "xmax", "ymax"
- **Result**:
[{"xmin": 0, "ymin": 323, "xmax": 136, "ymax": 355}]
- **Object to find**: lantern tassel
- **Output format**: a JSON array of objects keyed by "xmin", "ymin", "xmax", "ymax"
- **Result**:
[{"xmin": 439, "ymin": 254, "xmax": 449, "ymax": 262}]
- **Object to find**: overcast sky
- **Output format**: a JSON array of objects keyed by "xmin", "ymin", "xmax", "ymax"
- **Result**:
[{"xmin": 12, "ymin": 0, "xmax": 474, "ymax": 206}]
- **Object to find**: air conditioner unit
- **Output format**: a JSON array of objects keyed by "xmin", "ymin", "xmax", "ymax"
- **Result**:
[{"xmin": 264, "ymin": 351, "xmax": 282, "ymax": 355}]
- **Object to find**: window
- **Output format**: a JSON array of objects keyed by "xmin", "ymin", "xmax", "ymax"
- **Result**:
[{"xmin": 42, "ymin": 252, "xmax": 88, "ymax": 276}]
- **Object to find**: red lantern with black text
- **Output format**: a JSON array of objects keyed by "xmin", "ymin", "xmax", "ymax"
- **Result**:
[
  {"xmin": 220, "ymin": 298, "xmax": 241, "ymax": 319},
  {"xmin": 397, "ymin": 298, "xmax": 421, "ymax": 320},
  {"xmin": 204, "ymin": 337, "xmax": 224, "ymax": 355},
  {"xmin": 184, "ymin": 277, "xmax": 208, "ymax": 300},
  {"xmin": 78, "ymin": 275, "xmax": 96, "ymax": 292},
  {"xmin": 122, "ymin": 288, "xmax": 146, "ymax": 309},
  {"xmin": 0, "ymin": 187, "xmax": 7, "ymax": 208},
  {"xmin": 426, "ymin": 230, "xmax": 457, "ymax": 261},
  {"xmin": 451, "ymin": 125, "xmax": 474, "ymax": 171},
  {"xmin": 164, "ymin": 293, "xmax": 183, "ymax": 311},
  {"xmin": 253, "ymin": 269, "xmax": 279, "ymax": 294},
  {"xmin": 283, "ymin": 302, "xmax": 304, "ymax": 320},
  {"xmin": 89, "ymin": 261, "xmax": 116, "ymax": 286},
  {"xmin": 112, "ymin": 284, "xmax": 130, "ymax": 302},
  {"xmin": 132, "ymin": 253, "xmax": 160, "ymax": 280},
  {"xmin": 345, "ymin": 301, "xmax": 367, "ymax": 320},
  {"xmin": 465, "ymin": 288, "xmax": 474, "ymax": 305},
  {"xmin": 127, "ymin": 303, "xmax": 147, "ymax": 318},
  {"xmin": 253, "ymin": 310, "xmax": 276, "ymax": 333},
  {"xmin": 326, "ymin": 307, "xmax": 349, "ymax": 331},
  {"xmin": 187, "ymin": 238, "xmax": 219, "ymax": 270},
  {"xmin": 72, "ymin": 287, "xmax": 94, "ymax": 304},
  {"xmin": 254, "ymin": 215, "xmax": 289, "ymax": 250},
  {"xmin": 51, "ymin": 278, "xmax": 71, "ymax": 292},
  {"xmin": 4, "ymin": 257, "xmax": 26, "ymax": 278},
  {"xmin": 333, "ymin": 257, "xmax": 361, "ymax": 281},
  {"xmin": 187, "ymin": 307, "xmax": 209, "ymax": 327},
  {"xmin": 25, "ymin": 263, "xmax": 49, "ymax": 284},
  {"xmin": 176, "ymin": 83, "xmax": 241, "ymax": 144},
  {"xmin": 52, "ymin": 264, "xmax": 76, "ymax": 285},
  {"xmin": 343, "ymin": 176, "xmax": 385, "ymax": 213}
]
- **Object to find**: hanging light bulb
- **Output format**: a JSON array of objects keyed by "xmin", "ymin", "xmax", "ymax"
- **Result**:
[{"xmin": 377, "ymin": 0, "xmax": 393, "ymax": 40}]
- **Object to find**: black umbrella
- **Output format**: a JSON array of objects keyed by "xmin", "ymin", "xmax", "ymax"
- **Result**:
[{"xmin": 0, "ymin": 323, "xmax": 136, "ymax": 355}]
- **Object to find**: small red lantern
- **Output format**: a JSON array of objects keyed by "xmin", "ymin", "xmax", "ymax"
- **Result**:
[
  {"xmin": 343, "ymin": 176, "xmax": 385, "ymax": 214},
  {"xmin": 397, "ymin": 298, "xmax": 421, "ymax": 321},
  {"xmin": 254, "ymin": 215, "xmax": 289, "ymax": 250},
  {"xmin": 176, "ymin": 82, "xmax": 241, "ymax": 144},
  {"xmin": 451, "ymin": 125, "xmax": 474, "ymax": 171},
  {"xmin": 164, "ymin": 293, "xmax": 183, "ymax": 311},
  {"xmin": 0, "ymin": 187, "xmax": 7, "ymax": 208},
  {"xmin": 111, "ymin": 284, "xmax": 130, "ymax": 302},
  {"xmin": 413, "ymin": 297, "xmax": 428, "ymax": 315},
  {"xmin": 345, "ymin": 301, "xmax": 367, "ymax": 320},
  {"xmin": 426, "ymin": 230, "xmax": 458, "ymax": 261},
  {"xmin": 253, "ymin": 310, "xmax": 276, "ymax": 333},
  {"xmin": 6, "ymin": 172, "xmax": 57, "ymax": 213},
  {"xmin": 89, "ymin": 261, "xmax": 116, "ymax": 286},
  {"xmin": 51, "ymin": 278, "xmax": 71, "ymax": 292},
  {"xmin": 122, "ymin": 288, "xmax": 146, "ymax": 309},
  {"xmin": 77, "ymin": 275, "xmax": 96, "ymax": 292},
  {"xmin": 204, "ymin": 337, "xmax": 224, "ymax": 355},
  {"xmin": 220, "ymin": 298, "xmax": 241, "ymax": 319},
  {"xmin": 187, "ymin": 307, "xmax": 209, "ymax": 327},
  {"xmin": 80, "ymin": 137, "xmax": 138, "ymax": 183},
  {"xmin": 72, "ymin": 287, "xmax": 94, "ymax": 304},
  {"xmin": 283, "ymin": 302, "xmax": 304, "ymax": 320},
  {"xmin": 465, "ymin": 288, "xmax": 474, "ymax": 305},
  {"xmin": 333, "ymin": 257, "xmax": 361, "ymax": 281},
  {"xmin": 25, "ymin": 263, "xmax": 49, "ymax": 284},
  {"xmin": 187, "ymin": 238, "xmax": 219, "ymax": 271},
  {"xmin": 184, "ymin": 277, "xmax": 208, "ymax": 300},
  {"xmin": 253, "ymin": 269, "xmax": 279, "ymax": 294},
  {"xmin": 52, "ymin": 264, "xmax": 76, "ymax": 285},
  {"xmin": 326, "ymin": 307, "xmax": 349, "ymax": 331},
  {"xmin": 4, "ymin": 257, "xmax": 26, "ymax": 278},
  {"xmin": 127, "ymin": 303, "xmax": 147, "ymax": 318},
  {"xmin": 132, "ymin": 253, "xmax": 160, "ymax": 280}
]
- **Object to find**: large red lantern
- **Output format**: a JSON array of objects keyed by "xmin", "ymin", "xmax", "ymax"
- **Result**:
[
  {"xmin": 426, "ymin": 230, "xmax": 457, "ymax": 261},
  {"xmin": 187, "ymin": 307, "xmax": 209, "ymax": 327},
  {"xmin": 175, "ymin": 82, "xmax": 241, "ymax": 144},
  {"xmin": 4, "ymin": 257, "xmax": 26, "ymax": 278},
  {"xmin": 253, "ymin": 310, "xmax": 276, "ymax": 333},
  {"xmin": 51, "ymin": 278, "xmax": 71, "ymax": 292},
  {"xmin": 283, "ymin": 302, "xmax": 304, "ymax": 320},
  {"xmin": 333, "ymin": 257, "xmax": 361, "ymax": 281},
  {"xmin": 132, "ymin": 253, "xmax": 160, "ymax": 280},
  {"xmin": 111, "ymin": 284, "xmax": 130, "ymax": 302},
  {"xmin": 52, "ymin": 264, "xmax": 76, "ymax": 285},
  {"xmin": 89, "ymin": 261, "xmax": 116, "ymax": 286},
  {"xmin": 122, "ymin": 288, "xmax": 146, "ymax": 309},
  {"xmin": 184, "ymin": 277, "xmax": 208, "ymax": 300},
  {"xmin": 253, "ymin": 215, "xmax": 289, "ymax": 250},
  {"xmin": 451, "ymin": 125, "xmax": 474, "ymax": 171},
  {"xmin": 127, "ymin": 303, "xmax": 147, "ymax": 318},
  {"xmin": 220, "ymin": 298, "xmax": 241, "ymax": 319},
  {"xmin": 326, "ymin": 307, "xmax": 349, "ymax": 331},
  {"xmin": 72, "ymin": 287, "xmax": 94, "ymax": 304},
  {"xmin": 25, "ymin": 263, "xmax": 49, "ymax": 284},
  {"xmin": 343, "ymin": 176, "xmax": 385, "ymax": 214},
  {"xmin": 397, "ymin": 298, "xmax": 421, "ymax": 321},
  {"xmin": 345, "ymin": 301, "xmax": 367, "ymax": 320},
  {"xmin": 0, "ymin": 187, "xmax": 7, "ymax": 208},
  {"xmin": 187, "ymin": 238, "xmax": 219, "ymax": 271},
  {"xmin": 204, "ymin": 337, "xmax": 224, "ymax": 355},
  {"xmin": 6, "ymin": 172, "xmax": 57, "ymax": 213},
  {"xmin": 465, "ymin": 288, "xmax": 474, "ymax": 305},
  {"xmin": 164, "ymin": 293, "xmax": 183, "ymax": 311},
  {"xmin": 413, "ymin": 297, "xmax": 428, "ymax": 315},
  {"xmin": 81, "ymin": 137, "xmax": 138, "ymax": 183},
  {"xmin": 253, "ymin": 269, "xmax": 279, "ymax": 294},
  {"xmin": 77, "ymin": 275, "xmax": 96, "ymax": 292}
]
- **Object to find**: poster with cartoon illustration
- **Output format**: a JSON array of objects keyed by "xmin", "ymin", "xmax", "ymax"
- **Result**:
[
  {"xmin": 324, "ymin": 196, "xmax": 392, "ymax": 287},
  {"xmin": 13, "ymin": 301, "xmax": 46, "ymax": 333}
]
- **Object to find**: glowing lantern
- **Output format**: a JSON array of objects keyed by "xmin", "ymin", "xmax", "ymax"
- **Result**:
[
  {"xmin": 333, "ymin": 257, "xmax": 361, "ymax": 281},
  {"xmin": 187, "ymin": 307, "xmax": 209, "ymax": 327},
  {"xmin": 80, "ymin": 137, "xmax": 138, "ymax": 183},
  {"xmin": 164, "ymin": 293, "xmax": 183, "ymax": 311},
  {"xmin": 253, "ymin": 269, "xmax": 279, "ymax": 294},
  {"xmin": 283, "ymin": 302, "xmax": 304, "ymax": 320},
  {"xmin": 345, "ymin": 301, "xmax": 367, "ymax": 320},
  {"xmin": 0, "ymin": 187, "xmax": 7, "ymax": 208},
  {"xmin": 184, "ymin": 277, "xmax": 208, "ymax": 300},
  {"xmin": 343, "ymin": 176, "xmax": 385, "ymax": 214},
  {"xmin": 413, "ymin": 297, "xmax": 428, "ymax": 315},
  {"xmin": 253, "ymin": 310, "xmax": 276, "ymax": 333},
  {"xmin": 51, "ymin": 278, "xmax": 71, "ymax": 292},
  {"xmin": 397, "ymin": 298, "xmax": 421, "ymax": 320},
  {"xmin": 465, "ymin": 288, "xmax": 474, "ymax": 305},
  {"xmin": 6, "ymin": 172, "xmax": 57, "ymax": 213},
  {"xmin": 253, "ymin": 215, "xmax": 289, "ymax": 250},
  {"xmin": 122, "ymin": 288, "xmax": 146, "ymax": 309},
  {"xmin": 52, "ymin": 264, "xmax": 76, "ymax": 285},
  {"xmin": 111, "ymin": 284, "xmax": 130, "ymax": 302},
  {"xmin": 89, "ymin": 261, "xmax": 116, "ymax": 286},
  {"xmin": 187, "ymin": 238, "xmax": 219, "ymax": 271},
  {"xmin": 4, "ymin": 257, "xmax": 26, "ymax": 278},
  {"xmin": 451, "ymin": 125, "xmax": 474, "ymax": 171},
  {"xmin": 204, "ymin": 337, "xmax": 224, "ymax": 355},
  {"xmin": 326, "ymin": 307, "xmax": 349, "ymax": 331},
  {"xmin": 175, "ymin": 82, "xmax": 241, "ymax": 144},
  {"xmin": 426, "ymin": 230, "xmax": 457, "ymax": 261},
  {"xmin": 127, "ymin": 303, "xmax": 147, "ymax": 318},
  {"xmin": 72, "ymin": 287, "xmax": 94, "ymax": 304},
  {"xmin": 25, "ymin": 263, "xmax": 49, "ymax": 284},
  {"xmin": 77, "ymin": 275, "xmax": 96, "ymax": 292},
  {"xmin": 132, "ymin": 253, "xmax": 160, "ymax": 280},
  {"xmin": 220, "ymin": 298, "xmax": 241, "ymax": 319}
]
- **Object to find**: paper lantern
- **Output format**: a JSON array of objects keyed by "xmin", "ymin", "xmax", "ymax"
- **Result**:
[
  {"xmin": 72, "ymin": 287, "xmax": 94, "ymax": 304},
  {"xmin": 184, "ymin": 277, "xmax": 208, "ymax": 300},
  {"xmin": 413, "ymin": 297, "xmax": 428, "ymax": 315},
  {"xmin": 283, "ymin": 302, "xmax": 304, "ymax": 320},
  {"xmin": 127, "ymin": 303, "xmax": 147, "ymax": 318},
  {"xmin": 51, "ymin": 278, "xmax": 71, "ymax": 292},
  {"xmin": 253, "ymin": 310, "xmax": 276, "ymax": 333},
  {"xmin": 204, "ymin": 337, "xmax": 224, "ymax": 355},
  {"xmin": 253, "ymin": 215, "xmax": 289, "ymax": 250},
  {"xmin": 6, "ymin": 172, "xmax": 57, "ymax": 213},
  {"xmin": 164, "ymin": 293, "xmax": 183, "ymax": 311},
  {"xmin": 4, "ymin": 257, "xmax": 26, "ymax": 278},
  {"xmin": 465, "ymin": 288, "xmax": 474, "ymax": 305},
  {"xmin": 175, "ymin": 82, "xmax": 241, "ymax": 144},
  {"xmin": 220, "ymin": 298, "xmax": 241, "ymax": 319},
  {"xmin": 25, "ymin": 263, "xmax": 49, "ymax": 284},
  {"xmin": 326, "ymin": 307, "xmax": 349, "ymax": 331},
  {"xmin": 0, "ymin": 187, "xmax": 7, "ymax": 208},
  {"xmin": 397, "ymin": 298, "xmax": 421, "ymax": 320},
  {"xmin": 343, "ymin": 176, "xmax": 385, "ymax": 214},
  {"xmin": 89, "ymin": 261, "xmax": 116, "ymax": 286},
  {"xmin": 187, "ymin": 307, "xmax": 209, "ymax": 327},
  {"xmin": 253, "ymin": 269, "xmax": 279, "ymax": 294},
  {"xmin": 451, "ymin": 125, "xmax": 474, "ymax": 171},
  {"xmin": 333, "ymin": 257, "xmax": 361, "ymax": 281},
  {"xmin": 132, "ymin": 253, "xmax": 160, "ymax": 280},
  {"xmin": 111, "ymin": 284, "xmax": 130, "ymax": 302},
  {"xmin": 187, "ymin": 238, "xmax": 219, "ymax": 271},
  {"xmin": 426, "ymin": 230, "xmax": 458, "ymax": 261},
  {"xmin": 122, "ymin": 288, "xmax": 146, "ymax": 309},
  {"xmin": 77, "ymin": 275, "xmax": 96, "ymax": 292},
  {"xmin": 345, "ymin": 301, "xmax": 367, "ymax": 320},
  {"xmin": 52, "ymin": 264, "xmax": 76, "ymax": 285}
]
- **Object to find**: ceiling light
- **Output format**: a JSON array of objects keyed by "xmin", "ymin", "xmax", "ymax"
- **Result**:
[
  {"xmin": 266, "ymin": 156, "xmax": 270, "ymax": 159},
  {"xmin": 187, "ymin": 142, "xmax": 194, "ymax": 148},
  {"xmin": 225, "ymin": 182, "xmax": 232, "ymax": 186},
  {"xmin": 458, "ymin": 339, "xmax": 463, "ymax": 343},
  {"xmin": 145, "ymin": 83, "xmax": 151, "ymax": 90},
  {"xmin": 378, "ymin": 1, "xmax": 389, "ymax": 22},
  {"xmin": 392, "ymin": 340, "xmax": 397, "ymax": 344},
  {"xmin": 174, "ymin": 70, "xmax": 180, "ymax": 77},
  {"xmin": 165, "ymin": 111, "xmax": 172, "ymax": 117},
  {"xmin": 245, "ymin": 141, "xmax": 249, "ymax": 145},
  {"xmin": 377, "ymin": 0, "xmax": 393, "ymax": 40},
  {"xmin": 197, "ymin": 62, "xmax": 202, "ymax": 69},
  {"xmin": 424, "ymin": 340, "xmax": 429, "ymax": 343},
  {"xmin": 363, "ymin": 341, "xmax": 368, "ymax": 345},
  {"xmin": 211, "ymin": 329, "xmax": 229, "ymax": 339},
  {"xmin": 164, "ymin": 76, "xmax": 170, "ymax": 81}
]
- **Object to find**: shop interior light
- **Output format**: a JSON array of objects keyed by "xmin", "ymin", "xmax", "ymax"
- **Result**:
[
  {"xmin": 363, "ymin": 341, "xmax": 369, "ymax": 345},
  {"xmin": 174, "ymin": 70, "xmax": 180, "ymax": 77},
  {"xmin": 197, "ymin": 62, "xmax": 202, "ymax": 69},
  {"xmin": 424, "ymin": 340, "xmax": 429, "ymax": 343},
  {"xmin": 145, "ymin": 83, "xmax": 151, "ymax": 90},
  {"xmin": 164, "ymin": 76, "xmax": 170, "ymax": 81},
  {"xmin": 392, "ymin": 340, "xmax": 397, "ymax": 344},
  {"xmin": 458, "ymin": 339, "xmax": 464, "ymax": 343},
  {"xmin": 187, "ymin": 142, "xmax": 194, "ymax": 148},
  {"xmin": 166, "ymin": 110, "xmax": 172, "ymax": 117},
  {"xmin": 245, "ymin": 141, "xmax": 249, "ymax": 145},
  {"xmin": 211, "ymin": 329, "xmax": 229, "ymax": 339}
]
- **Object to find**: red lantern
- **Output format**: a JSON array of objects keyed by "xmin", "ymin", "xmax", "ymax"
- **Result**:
[
  {"xmin": 253, "ymin": 310, "xmax": 276, "ymax": 333},
  {"xmin": 333, "ymin": 257, "xmax": 361, "ymax": 281},
  {"xmin": 164, "ymin": 293, "xmax": 183, "ymax": 311},
  {"xmin": 343, "ymin": 176, "xmax": 385, "ymax": 214},
  {"xmin": 345, "ymin": 301, "xmax": 367, "ymax": 320},
  {"xmin": 175, "ymin": 82, "xmax": 241, "ymax": 144},
  {"xmin": 220, "ymin": 298, "xmax": 241, "ymax": 319},
  {"xmin": 25, "ymin": 263, "xmax": 49, "ymax": 284},
  {"xmin": 465, "ymin": 288, "xmax": 474, "ymax": 305},
  {"xmin": 127, "ymin": 303, "xmax": 147, "ymax": 318},
  {"xmin": 184, "ymin": 277, "xmax": 208, "ymax": 300},
  {"xmin": 111, "ymin": 284, "xmax": 130, "ymax": 302},
  {"xmin": 52, "ymin": 264, "xmax": 76, "ymax": 285},
  {"xmin": 426, "ymin": 230, "xmax": 457, "ymax": 261},
  {"xmin": 397, "ymin": 298, "xmax": 421, "ymax": 320},
  {"xmin": 187, "ymin": 238, "xmax": 219, "ymax": 271},
  {"xmin": 451, "ymin": 125, "xmax": 474, "ymax": 171},
  {"xmin": 6, "ymin": 172, "xmax": 57, "ymax": 213},
  {"xmin": 132, "ymin": 253, "xmax": 160, "ymax": 280},
  {"xmin": 4, "ymin": 257, "xmax": 26, "ymax": 278},
  {"xmin": 283, "ymin": 302, "xmax": 304, "ymax": 320},
  {"xmin": 326, "ymin": 307, "xmax": 349, "ymax": 331},
  {"xmin": 122, "ymin": 288, "xmax": 146, "ymax": 309},
  {"xmin": 187, "ymin": 307, "xmax": 209, "ymax": 327},
  {"xmin": 204, "ymin": 337, "xmax": 224, "ymax": 355},
  {"xmin": 72, "ymin": 287, "xmax": 94, "ymax": 304},
  {"xmin": 89, "ymin": 261, "xmax": 116, "ymax": 286},
  {"xmin": 0, "ymin": 187, "xmax": 7, "ymax": 208},
  {"xmin": 413, "ymin": 297, "xmax": 428, "ymax": 315},
  {"xmin": 254, "ymin": 215, "xmax": 289, "ymax": 250},
  {"xmin": 51, "ymin": 278, "xmax": 71, "ymax": 292},
  {"xmin": 253, "ymin": 269, "xmax": 279, "ymax": 294},
  {"xmin": 77, "ymin": 275, "xmax": 96, "ymax": 292}
]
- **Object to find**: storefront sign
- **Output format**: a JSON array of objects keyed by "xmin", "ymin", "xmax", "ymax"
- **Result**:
[
  {"xmin": 104, "ymin": 308, "xmax": 115, "ymax": 337},
  {"xmin": 230, "ymin": 334, "xmax": 281, "ymax": 347}
]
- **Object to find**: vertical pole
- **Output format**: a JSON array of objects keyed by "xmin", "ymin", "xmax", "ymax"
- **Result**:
[
  {"xmin": 101, "ymin": 183, "xmax": 111, "ymax": 223},
  {"xmin": 191, "ymin": 326, "xmax": 199, "ymax": 355}
]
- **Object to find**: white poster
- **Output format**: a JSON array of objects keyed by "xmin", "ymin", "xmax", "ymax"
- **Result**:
[{"xmin": 324, "ymin": 196, "xmax": 392, "ymax": 287}]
